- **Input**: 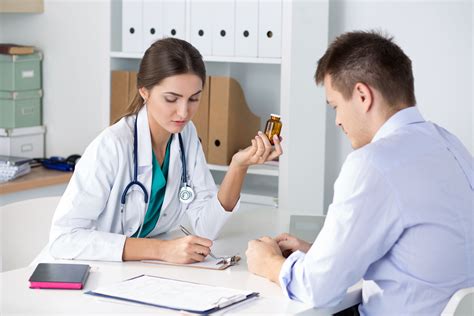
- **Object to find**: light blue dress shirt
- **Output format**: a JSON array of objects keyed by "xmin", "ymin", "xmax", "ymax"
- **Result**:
[{"xmin": 279, "ymin": 107, "xmax": 473, "ymax": 315}]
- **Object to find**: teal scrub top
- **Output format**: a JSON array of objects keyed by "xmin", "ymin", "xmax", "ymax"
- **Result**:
[{"xmin": 132, "ymin": 137, "xmax": 172, "ymax": 238}]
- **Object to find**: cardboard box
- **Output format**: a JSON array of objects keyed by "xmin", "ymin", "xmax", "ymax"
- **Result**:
[
  {"xmin": 129, "ymin": 71, "xmax": 138, "ymax": 104},
  {"xmin": 0, "ymin": 52, "xmax": 42, "ymax": 91},
  {"xmin": 0, "ymin": 90, "xmax": 42, "ymax": 128},
  {"xmin": 0, "ymin": 125, "xmax": 45, "ymax": 158},
  {"xmin": 207, "ymin": 77, "xmax": 260, "ymax": 165},
  {"xmin": 191, "ymin": 76, "xmax": 210, "ymax": 158},
  {"xmin": 110, "ymin": 71, "xmax": 137, "ymax": 124}
]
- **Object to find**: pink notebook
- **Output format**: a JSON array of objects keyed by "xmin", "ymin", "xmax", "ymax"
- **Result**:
[{"xmin": 29, "ymin": 263, "xmax": 90, "ymax": 290}]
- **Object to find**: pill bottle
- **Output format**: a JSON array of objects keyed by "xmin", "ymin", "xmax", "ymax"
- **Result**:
[{"xmin": 264, "ymin": 114, "xmax": 282, "ymax": 145}]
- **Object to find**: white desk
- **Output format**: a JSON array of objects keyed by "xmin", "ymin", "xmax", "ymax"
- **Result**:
[{"xmin": 0, "ymin": 204, "xmax": 361, "ymax": 315}]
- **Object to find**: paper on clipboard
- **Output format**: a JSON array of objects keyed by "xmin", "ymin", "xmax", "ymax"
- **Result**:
[
  {"xmin": 85, "ymin": 274, "xmax": 258, "ymax": 314},
  {"xmin": 142, "ymin": 255, "xmax": 241, "ymax": 270}
]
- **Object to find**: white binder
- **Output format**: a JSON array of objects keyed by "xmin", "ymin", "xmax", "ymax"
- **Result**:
[
  {"xmin": 258, "ymin": 0, "xmax": 282, "ymax": 58},
  {"xmin": 190, "ymin": 0, "xmax": 212, "ymax": 56},
  {"xmin": 142, "ymin": 0, "xmax": 163, "ymax": 51},
  {"xmin": 235, "ymin": 0, "xmax": 259, "ymax": 57},
  {"xmin": 211, "ymin": 0, "xmax": 235, "ymax": 56},
  {"xmin": 122, "ymin": 0, "xmax": 143, "ymax": 53},
  {"xmin": 162, "ymin": 0, "xmax": 186, "ymax": 40}
]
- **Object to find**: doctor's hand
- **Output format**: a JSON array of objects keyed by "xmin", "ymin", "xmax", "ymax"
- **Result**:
[
  {"xmin": 161, "ymin": 236, "xmax": 213, "ymax": 264},
  {"xmin": 246, "ymin": 236, "xmax": 285, "ymax": 284},
  {"xmin": 230, "ymin": 131, "xmax": 283, "ymax": 169},
  {"xmin": 274, "ymin": 233, "xmax": 312, "ymax": 257}
]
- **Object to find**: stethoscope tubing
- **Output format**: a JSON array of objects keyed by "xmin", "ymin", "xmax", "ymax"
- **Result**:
[{"xmin": 120, "ymin": 114, "xmax": 194, "ymax": 237}]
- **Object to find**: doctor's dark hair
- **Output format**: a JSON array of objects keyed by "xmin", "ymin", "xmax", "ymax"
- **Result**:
[
  {"xmin": 315, "ymin": 30, "xmax": 416, "ymax": 108},
  {"xmin": 120, "ymin": 37, "xmax": 206, "ymax": 119}
]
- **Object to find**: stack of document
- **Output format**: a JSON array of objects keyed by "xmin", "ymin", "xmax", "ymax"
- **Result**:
[{"xmin": 0, "ymin": 155, "xmax": 32, "ymax": 183}]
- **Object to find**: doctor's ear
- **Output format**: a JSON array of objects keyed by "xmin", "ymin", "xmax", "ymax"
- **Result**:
[{"xmin": 138, "ymin": 87, "xmax": 150, "ymax": 103}]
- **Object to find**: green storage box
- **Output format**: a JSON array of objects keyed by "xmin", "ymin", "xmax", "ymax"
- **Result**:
[
  {"xmin": 0, "ymin": 90, "xmax": 42, "ymax": 128},
  {"xmin": 0, "ymin": 52, "xmax": 42, "ymax": 91}
]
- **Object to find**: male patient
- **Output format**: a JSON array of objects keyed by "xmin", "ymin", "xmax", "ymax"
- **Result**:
[{"xmin": 246, "ymin": 30, "xmax": 473, "ymax": 315}]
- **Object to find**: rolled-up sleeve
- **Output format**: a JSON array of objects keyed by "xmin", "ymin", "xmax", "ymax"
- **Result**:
[{"xmin": 184, "ymin": 124, "xmax": 239, "ymax": 240}]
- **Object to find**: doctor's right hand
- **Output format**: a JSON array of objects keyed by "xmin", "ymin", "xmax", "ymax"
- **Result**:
[
  {"xmin": 274, "ymin": 233, "xmax": 312, "ymax": 258},
  {"xmin": 161, "ymin": 236, "xmax": 213, "ymax": 264}
]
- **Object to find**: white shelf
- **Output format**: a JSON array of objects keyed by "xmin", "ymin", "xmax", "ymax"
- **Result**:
[
  {"xmin": 110, "ymin": 51, "xmax": 144, "ymax": 59},
  {"xmin": 203, "ymin": 56, "xmax": 281, "ymax": 64},
  {"xmin": 208, "ymin": 163, "xmax": 279, "ymax": 176},
  {"xmin": 215, "ymin": 185, "xmax": 277, "ymax": 207},
  {"xmin": 110, "ymin": 51, "xmax": 281, "ymax": 64},
  {"xmin": 110, "ymin": 1, "xmax": 330, "ymax": 213},
  {"xmin": 240, "ymin": 192, "xmax": 278, "ymax": 207}
]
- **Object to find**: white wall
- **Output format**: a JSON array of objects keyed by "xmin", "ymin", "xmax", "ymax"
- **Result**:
[
  {"xmin": 323, "ymin": 0, "xmax": 473, "ymax": 211},
  {"xmin": 0, "ymin": 0, "xmax": 110, "ymax": 157},
  {"xmin": 1, "ymin": 1, "xmax": 471, "ymax": 213}
]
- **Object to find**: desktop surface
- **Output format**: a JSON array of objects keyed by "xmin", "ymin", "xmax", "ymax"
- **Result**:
[{"xmin": 1, "ymin": 204, "xmax": 361, "ymax": 315}]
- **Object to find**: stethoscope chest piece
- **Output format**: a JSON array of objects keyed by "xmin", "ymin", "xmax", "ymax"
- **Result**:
[{"xmin": 179, "ymin": 185, "xmax": 195, "ymax": 204}]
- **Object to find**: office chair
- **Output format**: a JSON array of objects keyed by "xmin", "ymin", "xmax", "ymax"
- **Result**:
[
  {"xmin": 441, "ymin": 287, "xmax": 474, "ymax": 316},
  {"xmin": 0, "ymin": 196, "xmax": 61, "ymax": 272}
]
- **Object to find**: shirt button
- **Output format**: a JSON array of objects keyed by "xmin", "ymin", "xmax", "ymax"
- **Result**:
[{"xmin": 163, "ymin": 213, "xmax": 167, "ymax": 217}]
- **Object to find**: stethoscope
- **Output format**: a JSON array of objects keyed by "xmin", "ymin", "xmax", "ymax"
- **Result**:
[{"xmin": 120, "ymin": 114, "xmax": 195, "ymax": 236}]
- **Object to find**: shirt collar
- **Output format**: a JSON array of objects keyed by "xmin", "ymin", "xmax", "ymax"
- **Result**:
[
  {"xmin": 137, "ymin": 105, "xmax": 152, "ymax": 167},
  {"xmin": 372, "ymin": 106, "xmax": 425, "ymax": 143}
]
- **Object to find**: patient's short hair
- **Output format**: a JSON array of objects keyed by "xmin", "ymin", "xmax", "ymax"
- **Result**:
[{"xmin": 315, "ymin": 30, "xmax": 416, "ymax": 107}]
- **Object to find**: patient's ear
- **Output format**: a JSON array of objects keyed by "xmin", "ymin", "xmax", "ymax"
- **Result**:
[{"xmin": 353, "ymin": 82, "xmax": 373, "ymax": 112}]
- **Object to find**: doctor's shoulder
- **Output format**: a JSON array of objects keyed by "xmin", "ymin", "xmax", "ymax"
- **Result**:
[
  {"xmin": 107, "ymin": 115, "xmax": 134, "ymax": 141},
  {"xmin": 83, "ymin": 118, "xmax": 133, "ymax": 160}
]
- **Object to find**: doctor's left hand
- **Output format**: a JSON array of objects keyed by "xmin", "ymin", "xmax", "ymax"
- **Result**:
[{"xmin": 231, "ymin": 131, "xmax": 283, "ymax": 169}]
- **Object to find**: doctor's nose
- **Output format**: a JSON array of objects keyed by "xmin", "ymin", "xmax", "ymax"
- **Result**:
[{"xmin": 176, "ymin": 102, "xmax": 189, "ymax": 119}]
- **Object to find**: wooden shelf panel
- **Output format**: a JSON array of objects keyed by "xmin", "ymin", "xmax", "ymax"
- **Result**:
[
  {"xmin": 0, "ymin": 166, "xmax": 72, "ymax": 195},
  {"xmin": 0, "ymin": 0, "xmax": 44, "ymax": 13}
]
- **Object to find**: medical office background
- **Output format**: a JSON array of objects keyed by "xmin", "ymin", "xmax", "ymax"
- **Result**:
[{"xmin": 0, "ymin": 1, "xmax": 472, "ymax": 224}]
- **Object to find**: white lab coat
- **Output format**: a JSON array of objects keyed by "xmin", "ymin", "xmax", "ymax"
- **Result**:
[{"xmin": 49, "ymin": 106, "xmax": 238, "ymax": 261}]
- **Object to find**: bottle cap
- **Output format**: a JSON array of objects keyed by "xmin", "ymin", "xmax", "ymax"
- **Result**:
[{"xmin": 270, "ymin": 114, "xmax": 281, "ymax": 118}]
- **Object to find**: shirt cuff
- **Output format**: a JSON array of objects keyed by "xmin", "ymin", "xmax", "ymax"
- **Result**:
[{"xmin": 279, "ymin": 250, "xmax": 306, "ymax": 299}]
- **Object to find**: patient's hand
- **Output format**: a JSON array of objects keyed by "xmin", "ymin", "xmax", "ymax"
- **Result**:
[
  {"xmin": 274, "ymin": 233, "xmax": 312, "ymax": 257},
  {"xmin": 246, "ymin": 236, "xmax": 285, "ymax": 284}
]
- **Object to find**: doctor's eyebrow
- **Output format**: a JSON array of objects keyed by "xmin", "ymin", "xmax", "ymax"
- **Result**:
[{"xmin": 163, "ymin": 90, "xmax": 202, "ymax": 97}]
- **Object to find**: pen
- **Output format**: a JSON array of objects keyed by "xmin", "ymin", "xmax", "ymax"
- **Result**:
[{"xmin": 178, "ymin": 225, "xmax": 219, "ymax": 260}]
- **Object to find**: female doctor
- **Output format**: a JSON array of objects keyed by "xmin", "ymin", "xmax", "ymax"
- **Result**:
[{"xmin": 49, "ymin": 38, "xmax": 282, "ymax": 264}]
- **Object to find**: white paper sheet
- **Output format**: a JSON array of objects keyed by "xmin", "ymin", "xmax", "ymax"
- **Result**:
[
  {"xmin": 142, "ymin": 255, "xmax": 240, "ymax": 270},
  {"xmin": 87, "ymin": 275, "xmax": 255, "ymax": 312}
]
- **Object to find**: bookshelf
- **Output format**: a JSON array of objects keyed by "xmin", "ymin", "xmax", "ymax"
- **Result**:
[{"xmin": 109, "ymin": 0, "xmax": 329, "ymax": 214}]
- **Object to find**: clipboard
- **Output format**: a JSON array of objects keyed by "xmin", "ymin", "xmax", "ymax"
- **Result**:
[
  {"xmin": 142, "ymin": 255, "xmax": 241, "ymax": 270},
  {"xmin": 85, "ymin": 274, "xmax": 258, "ymax": 314}
]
